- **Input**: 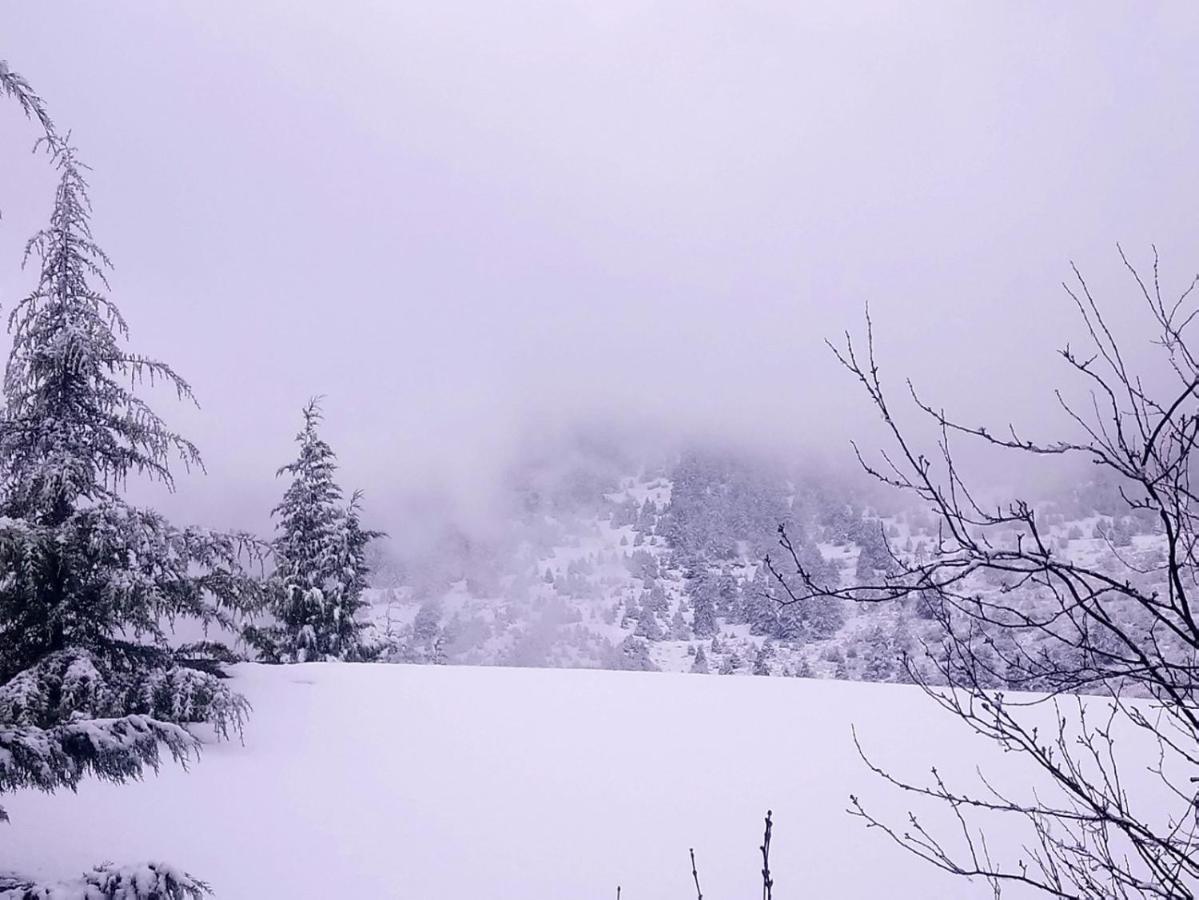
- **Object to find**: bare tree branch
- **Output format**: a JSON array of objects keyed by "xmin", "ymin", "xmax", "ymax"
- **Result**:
[{"xmin": 771, "ymin": 251, "xmax": 1199, "ymax": 898}]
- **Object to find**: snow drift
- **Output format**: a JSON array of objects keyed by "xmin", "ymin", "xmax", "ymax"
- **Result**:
[{"xmin": 3, "ymin": 663, "xmax": 1052, "ymax": 898}]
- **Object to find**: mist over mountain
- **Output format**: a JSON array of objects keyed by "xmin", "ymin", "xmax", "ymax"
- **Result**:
[
  {"xmin": 359, "ymin": 428, "xmax": 1158, "ymax": 688},
  {"xmin": 4, "ymin": 5, "xmax": 1199, "ymax": 897}
]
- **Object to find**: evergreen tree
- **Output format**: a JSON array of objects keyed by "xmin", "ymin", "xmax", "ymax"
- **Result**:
[
  {"xmin": 611, "ymin": 634, "xmax": 657, "ymax": 671},
  {"xmin": 247, "ymin": 399, "xmax": 382, "ymax": 662},
  {"xmin": 0, "ymin": 864, "xmax": 209, "ymax": 900},
  {"xmin": 620, "ymin": 593, "xmax": 641, "ymax": 629},
  {"xmin": 858, "ymin": 625, "xmax": 896, "ymax": 682},
  {"xmin": 389, "ymin": 599, "xmax": 444, "ymax": 664},
  {"xmin": 0, "ymin": 143, "xmax": 259, "ymax": 897},
  {"xmin": 687, "ymin": 570, "xmax": 719, "ymax": 637},
  {"xmin": 689, "ymin": 644, "xmax": 709, "ymax": 674},
  {"xmin": 718, "ymin": 650, "xmax": 741, "ymax": 675},
  {"xmin": 752, "ymin": 640, "xmax": 775, "ymax": 675},
  {"xmin": 668, "ymin": 607, "xmax": 689, "ymax": 639},
  {"xmin": 634, "ymin": 604, "xmax": 662, "ymax": 640},
  {"xmin": 854, "ymin": 519, "xmax": 895, "ymax": 579},
  {"xmin": 743, "ymin": 574, "xmax": 781, "ymax": 637},
  {"xmin": 800, "ymin": 594, "xmax": 847, "ymax": 640},
  {"xmin": 713, "ymin": 567, "xmax": 742, "ymax": 622}
]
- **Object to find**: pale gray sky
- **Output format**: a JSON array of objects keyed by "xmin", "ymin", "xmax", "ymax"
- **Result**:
[{"xmin": 2, "ymin": 2, "xmax": 1198, "ymax": 530}]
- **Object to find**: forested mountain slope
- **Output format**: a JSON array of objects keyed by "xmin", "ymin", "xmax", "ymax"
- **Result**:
[{"xmin": 368, "ymin": 441, "xmax": 1159, "ymax": 686}]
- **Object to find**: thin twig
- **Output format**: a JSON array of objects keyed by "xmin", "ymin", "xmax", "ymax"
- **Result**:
[{"xmin": 761, "ymin": 810, "xmax": 774, "ymax": 900}]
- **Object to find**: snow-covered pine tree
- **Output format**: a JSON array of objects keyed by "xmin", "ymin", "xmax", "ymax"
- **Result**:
[
  {"xmin": 0, "ymin": 143, "xmax": 262, "ymax": 897},
  {"xmin": 0, "ymin": 59, "xmax": 55, "ymax": 148},
  {"xmin": 0, "ymin": 862, "xmax": 209, "ymax": 900},
  {"xmin": 687, "ymin": 570, "xmax": 718, "ymax": 638},
  {"xmin": 743, "ymin": 573, "xmax": 781, "ymax": 637},
  {"xmin": 247, "ymin": 399, "xmax": 382, "ymax": 662},
  {"xmin": 612, "ymin": 634, "xmax": 657, "ymax": 671},
  {"xmin": 752, "ymin": 639, "xmax": 775, "ymax": 676}
]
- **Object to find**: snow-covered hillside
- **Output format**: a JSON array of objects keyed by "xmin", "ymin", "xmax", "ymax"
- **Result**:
[
  {"xmin": 4, "ymin": 663, "xmax": 1062, "ymax": 898},
  {"xmin": 367, "ymin": 446, "xmax": 1167, "ymax": 690}
]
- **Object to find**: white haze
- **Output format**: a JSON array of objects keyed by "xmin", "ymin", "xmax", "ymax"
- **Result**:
[{"xmin": 1, "ymin": 3, "xmax": 1198, "ymax": 536}]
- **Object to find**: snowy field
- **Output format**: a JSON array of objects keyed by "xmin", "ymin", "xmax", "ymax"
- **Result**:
[{"xmin": 4, "ymin": 665, "xmax": 1053, "ymax": 898}]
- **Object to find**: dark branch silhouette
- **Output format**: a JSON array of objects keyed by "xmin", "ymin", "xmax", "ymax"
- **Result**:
[
  {"xmin": 768, "ymin": 248, "xmax": 1199, "ymax": 898},
  {"xmin": 761, "ymin": 809, "xmax": 774, "ymax": 900}
]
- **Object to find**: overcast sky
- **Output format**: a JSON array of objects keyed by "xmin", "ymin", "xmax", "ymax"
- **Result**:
[{"xmin": 2, "ymin": 3, "xmax": 1198, "ymax": 530}]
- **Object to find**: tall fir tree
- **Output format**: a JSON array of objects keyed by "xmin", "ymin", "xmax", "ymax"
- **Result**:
[
  {"xmin": 0, "ymin": 141, "xmax": 262, "ymax": 898},
  {"xmin": 247, "ymin": 399, "xmax": 381, "ymax": 662}
]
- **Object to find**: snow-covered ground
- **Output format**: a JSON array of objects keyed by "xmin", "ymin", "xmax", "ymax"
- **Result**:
[{"xmin": 5, "ymin": 664, "xmax": 1052, "ymax": 898}]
